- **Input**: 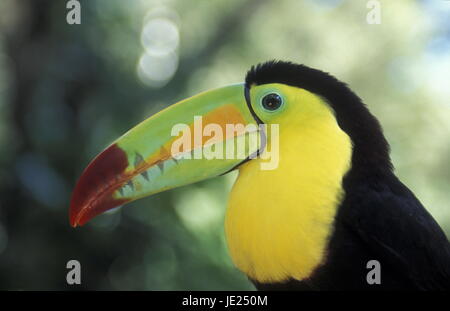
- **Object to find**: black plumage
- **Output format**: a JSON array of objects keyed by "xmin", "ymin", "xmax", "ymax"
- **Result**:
[{"xmin": 246, "ymin": 61, "xmax": 450, "ymax": 290}]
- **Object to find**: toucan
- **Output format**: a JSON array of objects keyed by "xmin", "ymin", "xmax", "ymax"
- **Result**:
[{"xmin": 70, "ymin": 61, "xmax": 450, "ymax": 290}]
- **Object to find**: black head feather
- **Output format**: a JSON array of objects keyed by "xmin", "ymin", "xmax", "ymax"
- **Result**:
[{"xmin": 245, "ymin": 60, "xmax": 393, "ymax": 177}]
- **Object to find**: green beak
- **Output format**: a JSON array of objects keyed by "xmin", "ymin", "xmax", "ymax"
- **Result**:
[{"xmin": 69, "ymin": 84, "xmax": 261, "ymax": 227}]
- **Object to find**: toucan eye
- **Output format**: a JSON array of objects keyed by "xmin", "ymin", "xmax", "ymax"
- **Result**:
[{"xmin": 261, "ymin": 93, "xmax": 283, "ymax": 111}]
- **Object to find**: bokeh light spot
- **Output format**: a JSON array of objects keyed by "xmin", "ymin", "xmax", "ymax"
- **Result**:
[{"xmin": 141, "ymin": 18, "xmax": 179, "ymax": 56}]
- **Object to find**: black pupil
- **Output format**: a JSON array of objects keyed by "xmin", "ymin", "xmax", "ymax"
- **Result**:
[{"xmin": 262, "ymin": 93, "xmax": 282, "ymax": 111}]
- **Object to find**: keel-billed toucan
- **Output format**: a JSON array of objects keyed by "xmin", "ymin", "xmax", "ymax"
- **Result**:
[{"xmin": 70, "ymin": 61, "xmax": 450, "ymax": 290}]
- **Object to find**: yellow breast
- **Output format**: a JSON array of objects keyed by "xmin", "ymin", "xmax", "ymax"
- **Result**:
[{"xmin": 225, "ymin": 102, "xmax": 352, "ymax": 283}]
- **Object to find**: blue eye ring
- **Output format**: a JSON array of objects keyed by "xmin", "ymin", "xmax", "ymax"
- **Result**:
[{"xmin": 261, "ymin": 93, "xmax": 283, "ymax": 111}]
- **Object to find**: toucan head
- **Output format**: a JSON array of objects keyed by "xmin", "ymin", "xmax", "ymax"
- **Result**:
[{"xmin": 70, "ymin": 60, "xmax": 391, "ymax": 227}]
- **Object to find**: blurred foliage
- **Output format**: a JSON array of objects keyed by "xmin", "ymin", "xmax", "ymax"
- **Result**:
[{"xmin": 0, "ymin": 0, "xmax": 448, "ymax": 290}]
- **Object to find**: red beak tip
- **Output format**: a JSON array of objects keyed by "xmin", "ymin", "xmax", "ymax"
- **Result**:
[
  {"xmin": 69, "ymin": 216, "xmax": 79, "ymax": 227},
  {"xmin": 69, "ymin": 211, "xmax": 80, "ymax": 227},
  {"xmin": 68, "ymin": 143, "xmax": 130, "ymax": 228}
]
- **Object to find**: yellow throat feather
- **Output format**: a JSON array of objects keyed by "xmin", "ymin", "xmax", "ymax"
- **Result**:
[{"xmin": 225, "ymin": 86, "xmax": 352, "ymax": 283}]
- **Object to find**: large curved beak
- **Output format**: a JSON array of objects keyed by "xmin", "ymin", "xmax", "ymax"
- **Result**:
[{"xmin": 69, "ymin": 84, "xmax": 261, "ymax": 227}]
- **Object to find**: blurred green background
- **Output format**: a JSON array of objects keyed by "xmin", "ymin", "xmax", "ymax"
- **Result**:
[{"xmin": 0, "ymin": 0, "xmax": 449, "ymax": 290}]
